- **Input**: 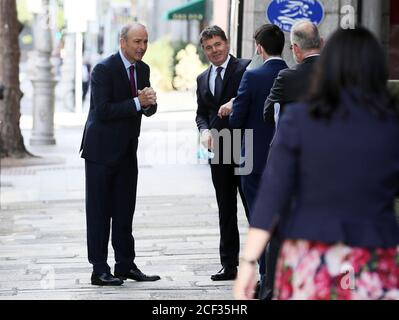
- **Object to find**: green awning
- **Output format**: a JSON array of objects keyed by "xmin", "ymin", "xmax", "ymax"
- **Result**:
[{"xmin": 164, "ymin": 0, "xmax": 205, "ymax": 21}]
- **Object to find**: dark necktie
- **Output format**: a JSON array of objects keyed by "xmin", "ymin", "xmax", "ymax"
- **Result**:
[
  {"xmin": 129, "ymin": 65, "xmax": 137, "ymax": 97},
  {"xmin": 214, "ymin": 66, "xmax": 223, "ymax": 103}
]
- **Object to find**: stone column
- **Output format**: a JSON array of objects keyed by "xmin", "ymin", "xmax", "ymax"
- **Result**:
[
  {"xmin": 30, "ymin": 0, "xmax": 56, "ymax": 146},
  {"xmin": 361, "ymin": 0, "xmax": 382, "ymax": 39}
]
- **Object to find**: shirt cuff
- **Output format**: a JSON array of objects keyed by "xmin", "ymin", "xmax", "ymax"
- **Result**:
[{"xmin": 134, "ymin": 97, "xmax": 141, "ymax": 112}]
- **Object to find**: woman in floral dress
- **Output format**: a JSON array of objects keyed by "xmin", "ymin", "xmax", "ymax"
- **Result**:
[{"xmin": 234, "ymin": 27, "xmax": 399, "ymax": 300}]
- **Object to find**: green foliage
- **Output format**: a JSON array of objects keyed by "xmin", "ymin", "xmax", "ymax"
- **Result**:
[
  {"xmin": 17, "ymin": 0, "xmax": 65, "ymax": 30},
  {"xmin": 171, "ymin": 40, "xmax": 188, "ymax": 77},
  {"xmin": 21, "ymin": 34, "xmax": 33, "ymax": 45},
  {"xmin": 56, "ymin": 0, "xmax": 65, "ymax": 30},
  {"xmin": 143, "ymin": 37, "xmax": 174, "ymax": 92},
  {"xmin": 143, "ymin": 39, "xmax": 208, "ymax": 92},
  {"xmin": 173, "ymin": 44, "xmax": 207, "ymax": 91},
  {"xmin": 16, "ymin": 0, "xmax": 33, "ymax": 24}
]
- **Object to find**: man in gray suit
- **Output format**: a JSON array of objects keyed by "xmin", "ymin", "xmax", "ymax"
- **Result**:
[{"xmin": 264, "ymin": 20, "xmax": 323, "ymax": 123}]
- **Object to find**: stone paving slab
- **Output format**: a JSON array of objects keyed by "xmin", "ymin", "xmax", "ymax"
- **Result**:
[{"xmin": 0, "ymin": 196, "xmax": 248, "ymax": 300}]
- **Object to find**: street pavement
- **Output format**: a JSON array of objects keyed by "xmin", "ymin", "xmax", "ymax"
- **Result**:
[{"xmin": 0, "ymin": 96, "xmax": 249, "ymax": 300}]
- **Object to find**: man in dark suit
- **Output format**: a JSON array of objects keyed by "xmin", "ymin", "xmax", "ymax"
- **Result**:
[
  {"xmin": 196, "ymin": 25, "xmax": 250, "ymax": 281},
  {"xmin": 264, "ymin": 20, "xmax": 322, "ymax": 123},
  {"xmin": 80, "ymin": 23, "xmax": 160, "ymax": 286},
  {"xmin": 261, "ymin": 20, "xmax": 322, "ymax": 299},
  {"xmin": 219, "ymin": 24, "xmax": 288, "ymax": 295}
]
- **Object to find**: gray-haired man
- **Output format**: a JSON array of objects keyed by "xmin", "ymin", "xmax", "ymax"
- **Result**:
[
  {"xmin": 264, "ymin": 20, "xmax": 323, "ymax": 123},
  {"xmin": 80, "ymin": 23, "xmax": 160, "ymax": 286}
]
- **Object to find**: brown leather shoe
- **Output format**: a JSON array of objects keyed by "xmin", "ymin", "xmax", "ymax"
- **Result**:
[{"xmin": 211, "ymin": 267, "xmax": 237, "ymax": 281}]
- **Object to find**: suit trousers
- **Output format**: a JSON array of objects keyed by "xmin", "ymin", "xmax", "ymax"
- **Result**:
[
  {"xmin": 241, "ymin": 173, "xmax": 267, "ymax": 275},
  {"xmin": 210, "ymin": 163, "xmax": 249, "ymax": 268},
  {"xmin": 85, "ymin": 141, "xmax": 138, "ymax": 275}
]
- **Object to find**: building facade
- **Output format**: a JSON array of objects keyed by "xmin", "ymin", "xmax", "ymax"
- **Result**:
[{"xmin": 226, "ymin": 0, "xmax": 398, "ymax": 78}]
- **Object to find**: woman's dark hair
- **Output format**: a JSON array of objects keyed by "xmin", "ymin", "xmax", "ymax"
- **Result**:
[{"xmin": 307, "ymin": 27, "xmax": 398, "ymax": 119}]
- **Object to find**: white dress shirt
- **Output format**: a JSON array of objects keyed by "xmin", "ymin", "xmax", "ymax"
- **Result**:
[
  {"xmin": 208, "ymin": 55, "xmax": 231, "ymax": 96},
  {"xmin": 263, "ymin": 56, "xmax": 284, "ymax": 64}
]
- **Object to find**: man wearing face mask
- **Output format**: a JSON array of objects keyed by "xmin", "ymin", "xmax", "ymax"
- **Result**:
[
  {"xmin": 80, "ymin": 23, "xmax": 160, "ymax": 286},
  {"xmin": 196, "ymin": 25, "xmax": 251, "ymax": 281}
]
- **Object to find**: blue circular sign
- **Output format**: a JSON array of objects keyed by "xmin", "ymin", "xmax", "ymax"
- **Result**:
[{"xmin": 266, "ymin": 0, "xmax": 325, "ymax": 33}]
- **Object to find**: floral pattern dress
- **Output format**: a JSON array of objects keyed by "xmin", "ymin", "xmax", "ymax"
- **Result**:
[{"xmin": 273, "ymin": 240, "xmax": 399, "ymax": 300}]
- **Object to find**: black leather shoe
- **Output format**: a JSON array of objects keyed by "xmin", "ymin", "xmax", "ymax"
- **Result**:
[
  {"xmin": 115, "ymin": 268, "xmax": 161, "ymax": 282},
  {"xmin": 211, "ymin": 267, "xmax": 237, "ymax": 281},
  {"xmin": 91, "ymin": 273, "xmax": 124, "ymax": 286}
]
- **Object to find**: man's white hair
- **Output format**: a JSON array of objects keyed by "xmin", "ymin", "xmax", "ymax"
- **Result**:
[
  {"xmin": 290, "ymin": 20, "xmax": 321, "ymax": 51},
  {"xmin": 120, "ymin": 23, "xmax": 147, "ymax": 40}
]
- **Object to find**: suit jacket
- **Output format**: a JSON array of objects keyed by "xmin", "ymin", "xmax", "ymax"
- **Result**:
[
  {"xmin": 251, "ymin": 94, "xmax": 399, "ymax": 247},
  {"xmin": 263, "ymin": 55, "xmax": 319, "ymax": 123},
  {"xmin": 229, "ymin": 59, "xmax": 288, "ymax": 174},
  {"xmin": 196, "ymin": 55, "xmax": 251, "ymax": 132},
  {"xmin": 80, "ymin": 53, "xmax": 157, "ymax": 165}
]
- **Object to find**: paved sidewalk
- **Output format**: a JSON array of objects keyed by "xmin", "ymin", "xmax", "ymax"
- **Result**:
[
  {"xmin": 0, "ymin": 110, "xmax": 249, "ymax": 300},
  {"xmin": 0, "ymin": 195, "xmax": 247, "ymax": 300}
]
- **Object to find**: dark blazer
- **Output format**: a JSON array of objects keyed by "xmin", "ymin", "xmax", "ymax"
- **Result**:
[
  {"xmin": 196, "ymin": 55, "xmax": 251, "ymax": 132},
  {"xmin": 263, "ymin": 55, "xmax": 319, "ymax": 123},
  {"xmin": 80, "ymin": 53, "xmax": 157, "ymax": 165},
  {"xmin": 251, "ymin": 94, "xmax": 399, "ymax": 248},
  {"xmin": 229, "ymin": 59, "xmax": 288, "ymax": 174}
]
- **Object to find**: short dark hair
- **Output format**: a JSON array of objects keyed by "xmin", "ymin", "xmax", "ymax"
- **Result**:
[
  {"xmin": 254, "ymin": 24, "xmax": 285, "ymax": 56},
  {"xmin": 200, "ymin": 25, "xmax": 228, "ymax": 45},
  {"xmin": 307, "ymin": 27, "xmax": 398, "ymax": 119}
]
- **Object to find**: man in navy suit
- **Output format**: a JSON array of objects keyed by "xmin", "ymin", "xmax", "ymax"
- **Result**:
[
  {"xmin": 196, "ymin": 26, "xmax": 251, "ymax": 281},
  {"xmin": 219, "ymin": 24, "xmax": 287, "ymax": 296},
  {"xmin": 80, "ymin": 23, "xmax": 160, "ymax": 286}
]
